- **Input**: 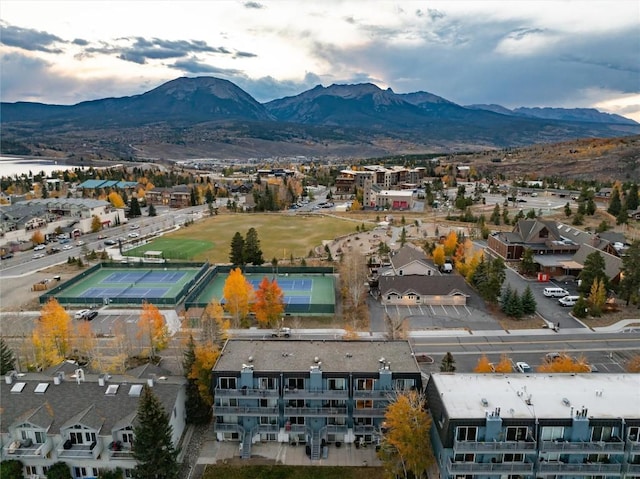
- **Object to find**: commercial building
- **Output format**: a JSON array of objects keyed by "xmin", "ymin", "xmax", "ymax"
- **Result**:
[
  {"xmin": 426, "ymin": 373, "xmax": 640, "ymax": 479},
  {"xmin": 211, "ymin": 339, "xmax": 422, "ymax": 460}
]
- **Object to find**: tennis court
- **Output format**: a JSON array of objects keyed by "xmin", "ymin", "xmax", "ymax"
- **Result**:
[
  {"xmin": 188, "ymin": 270, "xmax": 335, "ymax": 315},
  {"xmin": 41, "ymin": 263, "xmax": 208, "ymax": 306}
]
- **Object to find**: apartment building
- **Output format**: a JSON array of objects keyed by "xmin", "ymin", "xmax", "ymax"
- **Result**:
[
  {"xmin": 1, "ymin": 369, "xmax": 186, "ymax": 479},
  {"xmin": 426, "ymin": 373, "xmax": 640, "ymax": 479},
  {"xmin": 211, "ymin": 339, "xmax": 422, "ymax": 460}
]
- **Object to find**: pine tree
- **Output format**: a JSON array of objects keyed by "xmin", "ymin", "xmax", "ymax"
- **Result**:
[
  {"xmin": 500, "ymin": 284, "xmax": 513, "ymax": 311},
  {"xmin": 626, "ymin": 183, "xmax": 639, "ymax": 211},
  {"xmin": 607, "ymin": 187, "xmax": 622, "ymax": 216},
  {"xmin": 521, "ymin": 285, "xmax": 537, "ymax": 315},
  {"xmin": 619, "ymin": 240, "xmax": 640, "ymax": 306},
  {"xmin": 148, "ymin": 203, "xmax": 157, "ymax": 217},
  {"xmin": 129, "ymin": 197, "xmax": 141, "ymax": 217},
  {"xmin": 183, "ymin": 335, "xmax": 210, "ymax": 424},
  {"xmin": 243, "ymin": 227, "xmax": 264, "ymax": 265},
  {"xmin": 578, "ymin": 251, "xmax": 608, "ymax": 295},
  {"xmin": 132, "ymin": 386, "xmax": 179, "ymax": 479},
  {"xmin": 0, "ymin": 338, "xmax": 16, "ymax": 375},
  {"xmin": 229, "ymin": 232, "xmax": 245, "ymax": 266},
  {"xmin": 440, "ymin": 352, "xmax": 456, "ymax": 372}
]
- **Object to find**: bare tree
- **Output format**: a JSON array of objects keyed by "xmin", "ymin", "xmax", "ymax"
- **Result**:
[{"xmin": 339, "ymin": 249, "xmax": 368, "ymax": 329}]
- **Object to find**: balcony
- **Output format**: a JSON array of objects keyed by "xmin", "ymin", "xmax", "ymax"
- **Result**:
[
  {"xmin": 538, "ymin": 460, "xmax": 622, "ymax": 474},
  {"xmin": 541, "ymin": 439, "xmax": 625, "ymax": 453},
  {"xmin": 353, "ymin": 389, "xmax": 392, "ymax": 398},
  {"xmin": 214, "ymin": 405, "xmax": 278, "ymax": 416},
  {"xmin": 283, "ymin": 388, "xmax": 348, "ymax": 399},
  {"xmin": 256, "ymin": 424, "xmax": 280, "ymax": 433},
  {"xmin": 107, "ymin": 442, "xmax": 134, "ymax": 459},
  {"xmin": 325, "ymin": 425, "xmax": 349, "ymax": 435},
  {"xmin": 352, "ymin": 407, "xmax": 387, "ymax": 417},
  {"xmin": 284, "ymin": 406, "xmax": 347, "ymax": 417},
  {"xmin": 214, "ymin": 423, "xmax": 244, "ymax": 434},
  {"xmin": 628, "ymin": 441, "xmax": 640, "ymax": 453},
  {"xmin": 447, "ymin": 457, "xmax": 534, "ymax": 474},
  {"xmin": 3, "ymin": 438, "xmax": 53, "ymax": 458},
  {"xmin": 57, "ymin": 440, "xmax": 102, "ymax": 459},
  {"xmin": 215, "ymin": 387, "xmax": 279, "ymax": 398},
  {"xmin": 453, "ymin": 439, "xmax": 536, "ymax": 453},
  {"xmin": 353, "ymin": 425, "xmax": 377, "ymax": 435}
]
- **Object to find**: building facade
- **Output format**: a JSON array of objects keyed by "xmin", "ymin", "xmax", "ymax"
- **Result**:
[
  {"xmin": 211, "ymin": 339, "xmax": 422, "ymax": 460},
  {"xmin": 426, "ymin": 373, "xmax": 640, "ymax": 479},
  {"xmin": 1, "ymin": 369, "xmax": 186, "ymax": 479}
]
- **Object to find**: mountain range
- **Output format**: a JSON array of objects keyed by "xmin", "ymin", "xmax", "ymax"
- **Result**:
[{"xmin": 2, "ymin": 76, "xmax": 639, "ymax": 160}]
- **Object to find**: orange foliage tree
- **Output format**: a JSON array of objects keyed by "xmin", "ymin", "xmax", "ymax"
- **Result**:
[
  {"xmin": 474, "ymin": 354, "xmax": 494, "ymax": 373},
  {"xmin": 379, "ymin": 390, "xmax": 434, "ymax": 479},
  {"xmin": 537, "ymin": 355, "xmax": 591, "ymax": 373},
  {"xmin": 32, "ymin": 298, "xmax": 72, "ymax": 368},
  {"xmin": 30, "ymin": 230, "xmax": 45, "ymax": 245},
  {"xmin": 253, "ymin": 277, "xmax": 285, "ymax": 327},
  {"xmin": 443, "ymin": 231, "xmax": 458, "ymax": 256},
  {"xmin": 203, "ymin": 298, "xmax": 230, "ymax": 346},
  {"xmin": 494, "ymin": 354, "xmax": 513, "ymax": 373},
  {"xmin": 626, "ymin": 355, "xmax": 640, "ymax": 373},
  {"xmin": 72, "ymin": 320, "xmax": 97, "ymax": 368},
  {"xmin": 137, "ymin": 302, "xmax": 169, "ymax": 359},
  {"xmin": 108, "ymin": 191, "xmax": 126, "ymax": 208},
  {"xmin": 222, "ymin": 268, "xmax": 255, "ymax": 327},
  {"xmin": 188, "ymin": 346, "xmax": 220, "ymax": 406}
]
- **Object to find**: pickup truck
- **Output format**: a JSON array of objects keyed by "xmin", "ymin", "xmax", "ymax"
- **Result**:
[{"xmin": 271, "ymin": 327, "xmax": 291, "ymax": 338}]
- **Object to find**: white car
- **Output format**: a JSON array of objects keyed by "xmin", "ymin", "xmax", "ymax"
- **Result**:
[
  {"xmin": 62, "ymin": 244, "xmax": 73, "ymax": 250},
  {"xmin": 128, "ymin": 232, "xmax": 140, "ymax": 238},
  {"xmin": 76, "ymin": 240, "xmax": 85, "ymax": 246},
  {"xmin": 34, "ymin": 244, "xmax": 46, "ymax": 251},
  {"xmin": 74, "ymin": 309, "xmax": 91, "ymax": 319},
  {"xmin": 516, "ymin": 362, "xmax": 532, "ymax": 373},
  {"xmin": 32, "ymin": 253, "xmax": 45, "ymax": 259},
  {"xmin": 130, "ymin": 224, "xmax": 140, "ymax": 230}
]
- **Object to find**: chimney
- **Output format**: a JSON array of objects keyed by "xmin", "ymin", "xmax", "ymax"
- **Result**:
[{"xmin": 4, "ymin": 371, "xmax": 17, "ymax": 384}]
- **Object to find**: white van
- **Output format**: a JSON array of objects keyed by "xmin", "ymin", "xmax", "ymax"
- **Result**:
[
  {"xmin": 559, "ymin": 295, "xmax": 579, "ymax": 307},
  {"xmin": 543, "ymin": 287, "xmax": 569, "ymax": 298}
]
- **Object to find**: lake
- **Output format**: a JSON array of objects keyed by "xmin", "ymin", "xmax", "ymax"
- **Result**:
[{"xmin": 0, "ymin": 156, "xmax": 87, "ymax": 178}]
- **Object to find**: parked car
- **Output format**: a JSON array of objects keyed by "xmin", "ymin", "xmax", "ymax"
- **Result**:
[
  {"xmin": 516, "ymin": 361, "xmax": 532, "ymax": 373},
  {"xmin": 74, "ymin": 309, "xmax": 97, "ymax": 320},
  {"xmin": 76, "ymin": 240, "xmax": 85, "ymax": 246},
  {"xmin": 128, "ymin": 232, "xmax": 140, "ymax": 238},
  {"xmin": 559, "ymin": 295, "xmax": 579, "ymax": 307},
  {"xmin": 271, "ymin": 327, "xmax": 291, "ymax": 338},
  {"xmin": 97, "ymin": 234, "xmax": 107, "ymax": 239},
  {"xmin": 104, "ymin": 239, "xmax": 117, "ymax": 246},
  {"xmin": 62, "ymin": 244, "xmax": 73, "ymax": 250},
  {"xmin": 1, "ymin": 252, "xmax": 14, "ymax": 260},
  {"xmin": 75, "ymin": 309, "xmax": 91, "ymax": 319},
  {"xmin": 544, "ymin": 352, "xmax": 568, "ymax": 363},
  {"xmin": 34, "ymin": 244, "xmax": 46, "ymax": 251},
  {"xmin": 130, "ymin": 224, "xmax": 140, "ymax": 230}
]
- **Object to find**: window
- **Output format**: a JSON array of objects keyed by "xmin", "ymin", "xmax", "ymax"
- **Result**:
[
  {"xmin": 456, "ymin": 427, "xmax": 477, "ymax": 442},
  {"xmin": 219, "ymin": 377, "xmax": 237, "ymax": 389},
  {"xmin": 454, "ymin": 453, "xmax": 475, "ymax": 462},
  {"xmin": 503, "ymin": 453, "xmax": 524, "ymax": 462},
  {"xmin": 591, "ymin": 425, "xmax": 613, "ymax": 441},
  {"xmin": 327, "ymin": 378, "xmax": 346, "ymax": 390},
  {"xmin": 122, "ymin": 431, "xmax": 134, "ymax": 444},
  {"xmin": 629, "ymin": 427, "xmax": 640, "ymax": 442},
  {"xmin": 35, "ymin": 431, "xmax": 46, "ymax": 444},
  {"xmin": 85, "ymin": 432, "xmax": 96, "ymax": 443},
  {"xmin": 70, "ymin": 431, "xmax": 84, "ymax": 444},
  {"xmin": 259, "ymin": 377, "xmax": 277, "ymax": 389},
  {"xmin": 356, "ymin": 378, "xmax": 375, "ymax": 391},
  {"xmin": 217, "ymin": 397, "xmax": 238, "ymax": 407},
  {"xmin": 356, "ymin": 399, "xmax": 373, "ymax": 409},
  {"xmin": 25, "ymin": 466, "xmax": 38, "ymax": 475},
  {"xmin": 260, "ymin": 416, "xmax": 276, "ymax": 425},
  {"xmin": 506, "ymin": 426, "xmax": 528, "ymax": 441},
  {"xmin": 541, "ymin": 426, "xmax": 564, "ymax": 441},
  {"xmin": 393, "ymin": 378, "xmax": 415, "ymax": 390},
  {"xmin": 328, "ymin": 417, "xmax": 346, "ymax": 425},
  {"xmin": 289, "ymin": 416, "xmax": 305, "ymax": 425},
  {"xmin": 74, "ymin": 467, "xmax": 87, "ymax": 478},
  {"xmin": 287, "ymin": 378, "xmax": 304, "ymax": 390}
]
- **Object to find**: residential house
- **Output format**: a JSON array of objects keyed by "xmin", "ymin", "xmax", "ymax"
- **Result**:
[
  {"xmin": 211, "ymin": 339, "xmax": 422, "ymax": 460},
  {"xmin": 377, "ymin": 275, "xmax": 472, "ymax": 306},
  {"xmin": 426, "ymin": 373, "xmax": 640, "ymax": 479},
  {"xmin": 1, "ymin": 368, "xmax": 186, "ymax": 479},
  {"xmin": 383, "ymin": 244, "xmax": 439, "ymax": 277}
]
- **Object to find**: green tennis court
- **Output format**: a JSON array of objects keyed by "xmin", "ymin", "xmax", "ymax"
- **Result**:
[
  {"xmin": 41, "ymin": 263, "xmax": 207, "ymax": 306},
  {"xmin": 190, "ymin": 271, "xmax": 336, "ymax": 315}
]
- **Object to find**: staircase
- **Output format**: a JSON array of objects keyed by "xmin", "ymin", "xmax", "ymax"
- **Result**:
[
  {"xmin": 241, "ymin": 431, "xmax": 252, "ymax": 459},
  {"xmin": 310, "ymin": 430, "xmax": 321, "ymax": 460}
]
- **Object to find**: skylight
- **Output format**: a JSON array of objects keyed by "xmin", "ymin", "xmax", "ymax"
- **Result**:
[
  {"xmin": 34, "ymin": 382, "xmax": 49, "ymax": 394},
  {"xmin": 10, "ymin": 382, "xmax": 26, "ymax": 393},
  {"xmin": 128, "ymin": 384, "xmax": 143, "ymax": 397},
  {"xmin": 105, "ymin": 384, "xmax": 119, "ymax": 395}
]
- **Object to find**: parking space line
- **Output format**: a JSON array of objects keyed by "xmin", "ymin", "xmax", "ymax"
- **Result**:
[
  {"xmin": 452, "ymin": 304, "xmax": 459, "ymax": 316},
  {"xmin": 464, "ymin": 305, "xmax": 471, "ymax": 316},
  {"xmin": 429, "ymin": 305, "xmax": 436, "ymax": 315},
  {"xmin": 440, "ymin": 305, "xmax": 448, "ymax": 315},
  {"xmin": 419, "ymin": 305, "xmax": 424, "ymax": 315}
]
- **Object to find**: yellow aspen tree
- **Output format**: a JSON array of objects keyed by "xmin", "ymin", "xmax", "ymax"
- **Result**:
[
  {"xmin": 443, "ymin": 230, "xmax": 458, "ymax": 256},
  {"xmin": 474, "ymin": 354, "xmax": 494, "ymax": 373},
  {"xmin": 222, "ymin": 268, "xmax": 254, "ymax": 327},
  {"xmin": 32, "ymin": 298, "xmax": 72, "ymax": 368},
  {"xmin": 494, "ymin": 354, "xmax": 513, "ymax": 373},
  {"xmin": 537, "ymin": 355, "xmax": 591, "ymax": 373},
  {"xmin": 137, "ymin": 302, "xmax": 169, "ymax": 359},
  {"xmin": 188, "ymin": 346, "xmax": 220, "ymax": 406},
  {"xmin": 108, "ymin": 191, "xmax": 125, "ymax": 208},
  {"xmin": 626, "ymin": 355, "xmax": 640, "ymax": 373},
  {"xmin": 72, "ymin": 320, "xmax": 96, "ymax": 368},
  {"xmin": 203, "ymin": 298, "xmax": 230, "ymax": 346},
  {"xmin": 379, "ymin": 390, "xmax": 434, "ymax": 479},
  {"xmin": 30, "ymin": 230, "xmax": 45, "ymax": 245},
  {"xmin": 432, "ymin": 245, "xmax": 445, "ymax": 267}
]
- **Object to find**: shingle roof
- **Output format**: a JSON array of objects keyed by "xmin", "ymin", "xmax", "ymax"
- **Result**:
[
  {"xmin": 389, "ymin": 244, "xmax": 431, "ymax": 271},
  {"xmin": 572, "ymin": 244, "xmax": 622, "ymax": 280},
  {"xmin": 378, "ymin": 275, "xmax": 473, "ymax": 296}
]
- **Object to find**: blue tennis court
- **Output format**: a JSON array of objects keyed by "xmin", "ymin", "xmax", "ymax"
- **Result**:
[
  {"xmin": 103, "ymin": 271, "xmax": 186, "ymax": 284},
  {"xmin": 80, "ymin": 286, "xmax": 170, "ymax": 298},
  {"xmin": 247, "ymin": 278, "xmax": 312, "ymax": 291}
]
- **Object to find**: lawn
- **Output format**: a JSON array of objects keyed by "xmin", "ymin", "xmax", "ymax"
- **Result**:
[
  {"xmin": 203, "ymin": 465, "xmax": 383, "ymax": 479},
  {"xmin": 133, "ymin": 213, "xmax": 360, "ymax": 263},
  {"xmin": 125, "ymin": 237, "xmax": 214, "ymax": 260}
]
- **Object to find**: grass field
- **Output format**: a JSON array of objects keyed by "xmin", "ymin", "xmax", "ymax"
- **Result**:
[
  {"xmin": 129, "ymin": 214, "xmax": 360, "ymax": 263},
  {"xmin": 125, "ymin": 237, "xmax": 214, "ymax": 260},
  {"xmin": 203, "ymin": 465, "xmax": 383, "ymax": 479}
]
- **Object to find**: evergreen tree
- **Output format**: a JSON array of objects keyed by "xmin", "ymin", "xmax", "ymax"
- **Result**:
[
  {"xmin": 148, "ymin": 203, "xmax": 157, "ymax": 217},
  {"xmin": 0, "ymin": 459, "xmax": 24, "ymax": 479},
  {"xmin": 440, "ymin": 352, "xmax": 456, "ymax": 372},
  {"xmin": 129, "ymin": 197, "xmax": 141, "ymax": 217},
  {"xmin": 490, "ymin": 204, "xmax": 501, "ymax": 225},
  {"xmin": 229, "ymin": 232, "xmax": 245, "ymax": 266},
  {"xmin": 132, "ymin": 386, "xmax": 179, "ymax": 479},
  {"xmin": 0, "ymin": 338, "xmax": 16, "ymax": 375},
  {"xmin": 190, "ymin": 187, "xmax": 198, "ymax": 206},
  {"xmin": 521, "ymin": 285, "xmax": 537, "ymax": 315},
  {"xmin": 506, "ymin": 290, "xmax": 523, "ymax": 319},
  {"xmin": 572, "ymin": 295, "xmax": 589, "ymax": 319},
  {"xmin": 626, "ymin": 183, "xmax": 639, "ymax": 211},
  {"xmin": 607, "ymin": 187, "xmax": 622, "ymax": 216},
  {"xmin": 183, "ymin": 336, "xmax": 210, "ymax": 423},
  {"xmin": 564, "ymin": 202, "xmax": 572, "ymax": 217},
  {"xmin": 243, "ymin": 227, "xmax": 264, "ymax": 266},
  {"xmin": 616, "ymin": 207, "xmax": 628, "ymax": 225},
  {"xmin": 578, "ymin": 251, "xmax": 608, "ymax": 295},
  {"xmin": 619, "ymin": 240, "xmax": 640, "ymax": 306},
  {"xmin": 519, "ymin": 248, "xmax": 536, "ymax": 276},
  {"xmin": 399, "ymin": 227, "xmax": 407, "ymax": 247},
  {"xmin": 500, "ymin": 284, "xmax": 513, "ymax": 311},
  {"xmin": 46, "ymin": 462, "xmax": 72, "ymax": 479},
  {"xmin": 586, "ymin": 198, "xmax": 596, "ymax": 215}
]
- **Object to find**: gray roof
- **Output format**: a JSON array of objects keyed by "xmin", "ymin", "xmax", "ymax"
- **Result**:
[
  {"xmin": 514, "ymin": 219, "xmax": 562, "ymax": 243},
  {"xmin": 378, "ymin": 274, "xmax": 473, "ymax": 297},
  {"xmin": 389, "ymin": 244, "xmax": 432, "ymax": 271},
  {"xmin": 1, "ymin": 373, "xmax": 184, "ymax": 435},
  {"xmin": 572, "ymin": 244, "xmax": 622, "ymax": 280},
  {"xmin": 214, "ymin": 339, "xmax": 420, "ymax": 374}
]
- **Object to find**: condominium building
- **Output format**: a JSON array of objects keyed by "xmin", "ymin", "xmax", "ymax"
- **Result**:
[
  {"xmin": 0, "ymin": 368, "xmax": 186, "ymax": 479},
  {"xmin": 426, "ymin": 373, "xmax": 640, "ymax": 479},
  {"xmin": 211, "ymin": 339, "xmax": 422, "ymax": 460}
]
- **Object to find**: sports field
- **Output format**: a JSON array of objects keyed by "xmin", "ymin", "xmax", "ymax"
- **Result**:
[
  {"xmin": 191, "ymin": 272, "xmax": 336, "ymax": 315},
  {"xmin": 125, "ymin": 214, "xmax": 359, "ymax": 262},
  {"xmin": 125, "ymin": 238, "xmax": 214, "ymax": 260},
  {"xmin": 49, "ymin": 264, "xmax": 204, "ymax": 306}
]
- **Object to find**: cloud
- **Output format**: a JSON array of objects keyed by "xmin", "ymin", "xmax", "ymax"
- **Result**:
[
  {"xmin": 244, "ymin": 1, "xmax": 264, "ymax": 9},
  {"xmin": 168, "ymin": 57, "xmax": 242, "ymax": 75},
  {"xmin": 0, "ymin": 22, "xmax": 64, "ymax": 53}
]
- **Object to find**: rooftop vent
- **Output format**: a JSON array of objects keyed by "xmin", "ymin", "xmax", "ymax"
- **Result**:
[
  {"xmin": 4, "ymin": 370, "xmax": 17, "ymax": 384},
  {"xmin": 345, "ymin": 353, "xmax": 352, "ymax": 358},
  {"xmin": 562, "ymin": 397, "xmax": 571, "ymax": 407},
  {"xmin": 248, "ymin": 356, "xmax": 254, "ymax": 363},
  {"xmin": 481, "ymin": 398, "xmax": 489, "ymax": 407},
  {"xmin": 314, "ymin": 356, "xmax": 320, "ymax": 363},
  {"xmin": 53, "ymin": 372, "xmax": 65, "ymax": 385},
  {"xmin": 242, "ymin": 364, "xmax": 254, "ymax": 370}
]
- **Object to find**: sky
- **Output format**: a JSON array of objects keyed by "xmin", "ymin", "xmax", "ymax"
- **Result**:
[{"xmin": 1, "ymin": 1, "xmax": 639, "ymax": 121}]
